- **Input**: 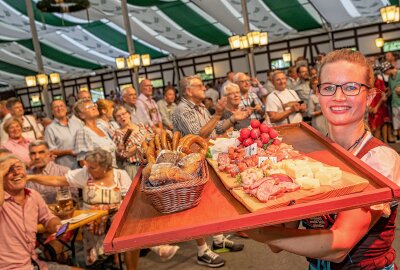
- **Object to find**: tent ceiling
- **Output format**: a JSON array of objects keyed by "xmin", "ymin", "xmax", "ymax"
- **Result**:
[{"xmin": 0, "ymin": 0, "xmax": 394, "ymax": 88}]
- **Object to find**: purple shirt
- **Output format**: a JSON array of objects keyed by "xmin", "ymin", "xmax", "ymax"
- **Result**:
[
  {"xmin": 136, "ymin": 94, "xmax": 162, "ymax": 127},
  {"xmin": 0, "ymin": 189, "xmax": 56, "ymax": 269}
]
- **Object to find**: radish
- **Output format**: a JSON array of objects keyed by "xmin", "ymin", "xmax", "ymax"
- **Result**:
[
  {"xmin": 259, "ymin": 124, "xmax": 270, "ymax": 133},
  {"xmin": 243, "ymin": 138, "xmax": 254, "ymax": 147},
  {"xmin": 250, "ymin": 128, "xmax": 260, "ymax": 139},
  {"xmin": 260, "ymin": 133, "xmax": 270, "ymax": 143},
  {"xmin": 250, "ymin": 119, "xmax": 261, "ymax": 129},
  {"xmin": 240, "ymin": 128, "xmax": 251, "ymax": 139},
  {"xmin": 269, "ymin": 128, "xmax": 279, "ymax": 139}
]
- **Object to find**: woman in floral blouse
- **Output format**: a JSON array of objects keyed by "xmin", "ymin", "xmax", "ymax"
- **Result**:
[{"xmin": 112, "ymin": 105, "xmax": 153, "ymax": 179}]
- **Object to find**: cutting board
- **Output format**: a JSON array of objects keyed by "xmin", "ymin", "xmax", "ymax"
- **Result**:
[{"xmin": 207, "ymin": 158, "xmax": 370, "ymax": 212}]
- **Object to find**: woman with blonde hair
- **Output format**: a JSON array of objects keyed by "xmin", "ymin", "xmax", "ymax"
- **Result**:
[
  {"xmin": 1, "ymin": 117, "xmax": 31, "ymax": 164},
  {"xmin": 247, "ymin": 49, "xmax": 400, "ymax": 270}
]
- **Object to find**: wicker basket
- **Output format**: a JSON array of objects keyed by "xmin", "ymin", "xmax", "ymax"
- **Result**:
[{"xmin": 141, "ymin": 161, "xmax": 209, "ymax": 214}]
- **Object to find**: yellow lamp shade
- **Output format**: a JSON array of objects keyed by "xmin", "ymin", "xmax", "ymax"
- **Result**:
[
  {"xmin": 50, "ymin": 73, "xmax": 60, "ymax": 84},
  {"xmin": 115, "ymin": 57, "xmax": 126, "ymax": 69},
  {"xmin": 375, "ymin": 38, "xmax": 385, "ymax": 48},
  {"xmin": 204, "ymin": 66, "xmax": 213, "ymax": 75},
  {"xmin": 127, "ymin": 54, "xmax": 141, "ymax": 68},
  {"xmin": 247, "ymin": 31, "xmax": 260, "ymax": 47},
  {"xmin": 380, "ymin": 5, "xmax": 400, "ymax": 23},
  {"xmin": 259, "ymin": 32, "xmax": 268, "ymax": 46},
  {"xmin": 36, "ymin": 73, "xmax": 48, "ymax": 86},
  {"xmin": 282, "ymin": 53, "xmax": 291, "ymax": 62},
  {"xmin": 228, "ymin": 35, "xmax": 241, "ymax": 50},
  {"xmin": 25, "ymin": 76, "xmax": 37, "ymax": 87},
  {"xmin": 240, "ymin": 36, "xmax": 249, "ymax": 49},
  {"xmin": 142, "ymin": 54, "xmax": 151, "ymax": 66}
]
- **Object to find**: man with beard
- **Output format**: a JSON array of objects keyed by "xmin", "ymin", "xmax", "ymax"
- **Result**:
[
  {"xmin": 0, "ymin": 154, "xmax": 80, "ymax": 269},
  {"xmin": 295, "ymin": 65, "xmax": 311, "ymax": 102}
]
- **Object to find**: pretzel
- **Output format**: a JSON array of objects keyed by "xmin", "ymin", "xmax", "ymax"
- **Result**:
[
  {"xmin": 161, "ymin": 130, "xmax": 169, "ymax": 150},
  {"xmin": 154, "ymin": 134, "xmax": 161, "ymax": 151},
  {"xmin": 172, "ymin": 131, "xmax": 181, "ymax": 151},
  {"xmin": 181, "ymin": 135, "xmax": 208, "ymax": 156}
]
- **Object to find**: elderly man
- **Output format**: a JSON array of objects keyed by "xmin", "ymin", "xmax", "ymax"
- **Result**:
[
  {"xmin": 172, "ymin": 75, "xmax": 226, "ymax": 138},
  {"xmin": 234, "ymin": 72, "xmax": 267, "ymax": 122},
  {"xmin": 295, "ymin": 65, "xmax": 311, "ymax": 102},
  {"xmin": 286, "ymin": 66, "xmax": 299, "ymax": 90},
  {"xmin": 121, "ymin": 86, "xmax": 148, "ymax": 125},
  {"xmin": 136, "ymin": 79, "xmax": 163, "ymax": 129},
  {"xmin": 0, "ymin": 154, "xmax": 80, "ymax": 270},
  {"xmin": 157, "ymin": 87, "xmax": 177, "ymax": 130},
  {"xmin": 172, "ymin": 75, "xmax": 244, "ymax": 267},
  {"xmin": 77, "ymin": 90, "xmax": 92, "ymax": 102},
  {"xmin": 45, "ymin": 100, "xmax": 83, "ymax": 169},
  {"xmin": 266, "ymin": 70, "xmax": 306, "ymax": 126},
  {"xmin": 27, "ymin": 140, "xmax": 78, "ymax": 204},
  {"xmin": 1, "ymin": 98, "xmax": 42, "ymax": 144}
]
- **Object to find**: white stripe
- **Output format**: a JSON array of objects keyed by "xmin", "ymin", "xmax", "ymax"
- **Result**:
[
  {"xmin": 340, "ymin": 0, "xmax": 361, "ymax": 17},
  {"xmin": 58, "ymin": 32, "xmax": 115, "ymax": 62},
  {"xmin": 256, "ymin": 0, "xmax": 293, "ymax": 30},
  {"xmin": 297, "ymin": 0, "xmax": 325, "ymax": 24},
  {"xmin": 220, "ymin": 0, "xmax": 261, "ymax": 32},
  {"xmin": 185, "ymin": 1, "xmax": 232, "ymax": 35},
  {"xmin": 104, "ymin": 19, "xmax": 170, "ymax": 54}
]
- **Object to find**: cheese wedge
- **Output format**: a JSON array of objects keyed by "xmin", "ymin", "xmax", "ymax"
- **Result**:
[
  {"xmin": 295, "ymin": 177, "xmax": 320, "ymax": 190},
  {"xmin": 314, "ymin": 167, "xmax": 342, "ymax": 186}
]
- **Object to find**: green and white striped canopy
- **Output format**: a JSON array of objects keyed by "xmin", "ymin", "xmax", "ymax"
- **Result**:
[{"xmin": 0, "ymin": 0, "xmax": 395, "ymax": 87}]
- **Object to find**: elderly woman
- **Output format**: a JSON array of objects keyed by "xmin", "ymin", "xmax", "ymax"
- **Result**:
[
  {"xmin": 96, "ymin": 99, "xmax": 119, "ymax": 139},
  {"xmin": 215, "ymin": 82, "xmax": 252, "ymax": 134},
  {"xmin": 1, "ymin": 117, "xmax": 31, "ymax": 164},
  {"xmin": 112, "ymin": 105, "xmax": 153, "ymax": 179},
  {"xmin": 73, "ymin": 99, "xmax": 117, "ymax": 168},
  {"xmin": 307, "ymin": 76, "xmax": 328, "ymax": 135}
]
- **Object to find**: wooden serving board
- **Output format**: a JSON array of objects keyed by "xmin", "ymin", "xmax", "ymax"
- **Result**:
[{"xmin": 207, "ymin": 157, "xmax": 370, "ymax": 212}]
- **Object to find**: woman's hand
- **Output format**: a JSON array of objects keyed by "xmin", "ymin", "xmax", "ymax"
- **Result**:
[{"xmin": 232, "ymin": 108, "xmax": 250, "ymax": 122}]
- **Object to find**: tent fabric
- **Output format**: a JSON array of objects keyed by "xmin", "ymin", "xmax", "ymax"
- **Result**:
[{"xmin": 0, "ymin": 0, "xmax": 391, "ymax": 87}]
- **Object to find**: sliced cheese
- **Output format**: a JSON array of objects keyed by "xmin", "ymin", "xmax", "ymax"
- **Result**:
[
  {"xmin": 295, "ymin": 177, "xmax": 320, "ymax": 190},
  {"xmin": 314, "ymin": 167, "xmax": 342, "ymax": 186}
]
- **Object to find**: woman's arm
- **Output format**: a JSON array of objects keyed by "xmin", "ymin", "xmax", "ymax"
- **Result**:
[
  {"xmin": 27, "ymin": 175, "xmax": 69, "ymax": 187},
  {"xmin": 246, "ymin": 207, "xmax": 382, "ymax": 263}
]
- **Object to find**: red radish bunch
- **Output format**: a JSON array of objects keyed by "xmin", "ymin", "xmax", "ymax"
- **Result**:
[{"xmin": 237, "ymin": 120, "xmax": 281, "ymax": 148}]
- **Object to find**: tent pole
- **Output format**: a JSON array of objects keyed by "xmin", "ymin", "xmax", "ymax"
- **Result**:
[
  {"xmin": 240, "ymin": 0, "xmax": 256, "ymax": 78},
  {"xmin": 25, "ymin": 0, "xmax": 51, "ymax": 117},
  {"xmin": 121, "ymin": 0, "xmax": 139, "ymax": 92}
]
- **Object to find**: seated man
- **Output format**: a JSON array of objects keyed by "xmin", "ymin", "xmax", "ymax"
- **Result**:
[{"xmin": 0, "ymin": 154, "xmax": 81, "ymax": 269}]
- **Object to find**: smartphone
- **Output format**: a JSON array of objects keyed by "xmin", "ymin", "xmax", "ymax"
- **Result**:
[
  {"xmin": 298, "ymin": 101, "xmax": 304, "ymax": 104},
  {"xmin": 55, "ymin": 222, "xmax": 69, "ymax": 238}
]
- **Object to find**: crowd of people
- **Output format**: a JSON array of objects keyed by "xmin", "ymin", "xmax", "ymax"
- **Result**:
[{"xmin": 0, "ymin": 49, "xmax": 399, "ymax": 270}]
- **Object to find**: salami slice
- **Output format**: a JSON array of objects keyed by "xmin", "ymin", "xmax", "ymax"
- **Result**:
[{"xmin": 256, "ymin": 181, "xmax": 274, "ymax": 202}]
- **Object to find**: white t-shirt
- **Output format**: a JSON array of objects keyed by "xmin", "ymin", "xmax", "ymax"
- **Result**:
[
  {"xmin": 65, "ymin": 167, "xmax": 132, "ymax": 197},
  {"xmin": 266, "ymin": 89, "xmax": 303, "ymax": 126}
]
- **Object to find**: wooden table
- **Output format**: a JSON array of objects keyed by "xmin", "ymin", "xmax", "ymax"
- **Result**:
[
  {"xmin": 38, "ymin": 209, "xmax": 108, "ymax": 233},
  {"xmin": 37, "ymin": 209, "xmax": 108, "ymax": 266}
]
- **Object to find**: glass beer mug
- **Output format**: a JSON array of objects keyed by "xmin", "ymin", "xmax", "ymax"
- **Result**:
[{"xmin": 56, "ymin": 187, "xmax": 74, "ymax": 218}]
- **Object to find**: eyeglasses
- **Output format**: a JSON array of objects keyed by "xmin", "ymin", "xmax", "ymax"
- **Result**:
[
  {"xmin": 115, "ymin": 111, "xmax": 129, "ymax": 118},
  {"xmin": 227, "ymin": 91, "xmax": 240, "ymax": 96},
  {"xmin": 237, "ymin": 80, "xmax": 251, "ymax": 84},
  {"xmin": 317, "ymin": 82, "xmax": 370, "ymax": 96},
  {"xmin": 84, "ymin": 103, "xmax": 97, "ymax": 110}
]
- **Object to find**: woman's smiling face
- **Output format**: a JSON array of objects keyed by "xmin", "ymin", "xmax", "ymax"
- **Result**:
[{"xmin": 318, "ymin": 60, "xmax": 373, "ymax": 127}]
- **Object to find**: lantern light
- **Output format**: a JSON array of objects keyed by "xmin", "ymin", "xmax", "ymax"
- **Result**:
[
  {"xmin": 380, "ymin": 5, "xmax": 400, "ymax": 23},
  {"xmin": 141, "ymin": 54, "xmax": 151, "ymax": 66},
  {"xmin": 240, "ymin": 36, "xmax": 249, "ymax": 49},
  {"xmin": 36, "ymin": 74, "xmax": 48, "ymax": 86},
  {"xmin": 115, "ymin": 57, "xmax": 126, "ymax": 69},
  {"xmin": 49, "ymin": 73, "xmax": 60, "ymax": 84},
  {"xmin": 375, "ymin": 37, "xmax": 385, "ymax": 48},
  {"xmin": 247, "ymin": 31, "xmax": 260, "ymax": 47},
  {"xmin": 259, "ymin": 32, "xmax": 268, "ymax": 46},
  {"xmin": 282, "ymin": 53, "xmax": 292, "ymax": 63},
  {"xmin": 25, "ymin": 76, "xmax": 37, "ymax": 87},
  {"xmin": 204, "ymin": 66, "xmax": 213, "ymax": 75},
  {"xmin": 229, "ymin": 35, "xmax": 241, "ymax": 49}
]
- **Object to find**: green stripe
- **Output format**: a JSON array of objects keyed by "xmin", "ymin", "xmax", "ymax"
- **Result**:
[
  {"xmin": 4, "ymin": 0, "xmax": 80, "ymax": 27},
  {"xmin": 262, "ymin": 0, "xmax": 321, "ymax": 31},
  {"xmin": 389, "ymin": 0, "xmax": 397, "ymax": 5},
  {"xmin": 82, "ymin": 22, "xmax": 166, "ymax": 58},
  {"xmin": 127, "ymin": 0, "xmax": 165, "ymax": 6},
  {"xmin": 0, "ymin": 59, "xmax": 36, "ymax": 76},
  {"xmin": 17, "ymin": 40, "xmax": 102, "ymax": 70},
  {"xmin": 157, "ymin": 1, "xmax": 229, "ymax": 45}
]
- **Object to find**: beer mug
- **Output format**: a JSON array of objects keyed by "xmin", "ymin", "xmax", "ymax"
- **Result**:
[{"xmin": 56, "ymin": 187, "xmax": 74, "ymax": 217}]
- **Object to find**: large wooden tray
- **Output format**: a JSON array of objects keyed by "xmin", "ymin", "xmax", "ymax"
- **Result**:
[{"xmin": 104, "ymin": 123, "xmax": 400, "ymax": 254}]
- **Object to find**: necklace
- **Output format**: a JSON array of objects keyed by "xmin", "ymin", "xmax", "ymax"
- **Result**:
[{"xmin": 347, "ymin": 130, "xmax": 367, "ymax": 151}]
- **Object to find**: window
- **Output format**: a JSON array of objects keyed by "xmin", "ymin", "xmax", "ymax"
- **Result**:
[
  {"xmin": 383, "ymin": 40, "xmax": 400, "ymax": 52},
  {"xmin": 90, "ymin": 87, "xmax": 105, "ymax": 102},
  {"xmin": 271, "ymin": 59, "xmax": 290, "ymax": 69}
]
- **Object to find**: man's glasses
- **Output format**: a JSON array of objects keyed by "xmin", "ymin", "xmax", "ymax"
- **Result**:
[
  {"xmin": 84, "ymin": 103, "xmax": 97, "ymax": 110},
  {"xmin": 317, "ymin": 82, "xmax": 370, "ymax": 96},
  {"xmin": 237, "ymin": 80, "xmax": 251, "ymax": 84},
  {"xmin": 115, "ymin": 111, "xmax": 129, "ymax": 118}
]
